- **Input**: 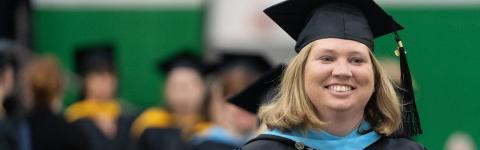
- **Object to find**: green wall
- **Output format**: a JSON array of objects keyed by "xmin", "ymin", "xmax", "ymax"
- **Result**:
[
  {"xmin": 33, "ymin": 6, "xmax": 480, "ymax": 149},
  {"xmin": 375, "ymin": 8, "xmax": 480, "ymax": 150},
  {"xmin": 33, "ymin": 8, "xmax": 204, "ymax": 108}
]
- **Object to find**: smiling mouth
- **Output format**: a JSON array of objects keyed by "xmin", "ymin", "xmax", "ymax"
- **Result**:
[{"xmin": 325, "ymin": 85, "xmax": 356, "ymax": 92}]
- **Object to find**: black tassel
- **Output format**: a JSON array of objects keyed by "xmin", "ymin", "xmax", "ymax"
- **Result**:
[{"xmin": 393, "ymin": 31, "xmax": 423, "ymax": 137}]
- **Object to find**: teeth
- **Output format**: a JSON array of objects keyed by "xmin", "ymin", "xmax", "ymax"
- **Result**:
[{"xmin": 328, "ymin": 85, "xmax": 352, "ymax": 92}]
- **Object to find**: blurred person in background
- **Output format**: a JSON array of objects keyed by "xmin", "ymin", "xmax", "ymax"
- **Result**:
[
  {"xmin": 65, "ymin": 43, "xmax": 135, "ymax": 150},
  {"xmin": 0, "ymin": 44, "xmax": 18, "ymax": 150},
  {"xmin": 378, "ymin": 57, "xmax": 419, "ymax": 90},
  {"xmin": 191, "ymin": 52, "xmax": 272, "ymax": 149},
  {"xmin": 132, "ymin": 51, "xmax": 210, "ymax": 150},
  {"xmin": 22, "ymin": 55, "xmax": 78, "ymax": 150},
  {"xmin": 377, "ymin": 57, "xmax": 401, "ymax": 86},
  {"xmin": 0, "ymin": 0, "xmax": 32, "ymax": 47}
]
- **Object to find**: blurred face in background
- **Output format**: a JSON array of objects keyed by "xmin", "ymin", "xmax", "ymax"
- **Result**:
[
  {"xmin": 165, "ymin": 68, "xmax": 206, "ymax": 115},
  {"xmin": 209, "ymin": 80, "xmax": 227, "ymax": 125},
  {"xmin": 84, "ymin": 71, "xmax": 118, "ymax": 101},
  {"xmin": 222, "ymin": 68, "xmax": 259, "ymax": 97},
  {"xmin": 0, "ymin": 67, "xmax": 14, "ymax": 99},
  {"xmin": 222, "ymin": 67, "xmax": 261, "ymax": 135}
]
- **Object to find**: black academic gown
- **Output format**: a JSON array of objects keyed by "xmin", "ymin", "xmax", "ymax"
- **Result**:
[
  {"xmin": 70, "ymin": 115, "xmax": 136, "ymax": 150},
  {"xmin": 0, "ymin": 119, "xmax": 17, "ymax": 150},
  {"xmin": 191, "ymin": 140, "xmax": 236, "ymax": 150},
  {"xmin": 138, "ymin": 128, "xmax": 191, "ymax": 150},
  {"xmin": 27, "ymin": 109, "xmax": 78, "ymax": 150},
  {"xmin": 241, "ymin": 134, "xmax": 426, "ymax": 150}
]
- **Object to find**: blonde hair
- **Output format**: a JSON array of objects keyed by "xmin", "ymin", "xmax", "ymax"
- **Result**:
[{"xmin": 258, "ymin": 43, "xmax": 401, "ymax": 136}]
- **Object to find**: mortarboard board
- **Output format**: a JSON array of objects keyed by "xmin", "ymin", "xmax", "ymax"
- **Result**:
[
  {"xmin": 217, "ymin": 52, "xmax": 273, "ymax": 75},
  {"xmin": 157, "ymin": 52, "xmax": 206, "ymax": 76},
  {"xmin": 264, "ymin": 0, "xmax": 403, "ymax": 52},
  {"xmin": 248, "ymin": 0, "xmax": 421, "ymax": 137},
  {"xmin": 228, "ymin": 64, "xmax": 285, "ymax": 114},
  {"xmin": 74, "ymin": 43, "xmax": 116, "ymax": 76}
]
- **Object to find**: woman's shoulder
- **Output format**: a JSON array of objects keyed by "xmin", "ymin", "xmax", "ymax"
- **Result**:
[
  {"xmin": 240, "ymin": 134, "xmax": 311, "ymax": 150},
  {"xmin": 366, "ymin": 136, "xmax": 427, "ymax": 150},
  {"xmin": 241, "ymin": 134, "xmax": 426, "ymax": 150}
]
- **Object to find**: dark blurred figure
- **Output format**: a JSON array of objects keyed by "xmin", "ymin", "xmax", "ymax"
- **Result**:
[
  {"xmin": 22, "ymin": 55, "xmax": 79, "ymax": 150},
  {"xmin": 65, "ymin": 43, "xmax": 135, "ymax": 150},
  {"xmin": 191, "ymin": 52, "xmax": 272, "ymax": 150},
  {"xmin": 0, "ymin": 0, "xmax": 33, "ymax": 48},
  {"xmin": 0, "ymin": 43, "xmax": 18, "ymax": 150},
  {"xmin": 132, "ymin": 52, "xmax": 210, "ymax": 150}
]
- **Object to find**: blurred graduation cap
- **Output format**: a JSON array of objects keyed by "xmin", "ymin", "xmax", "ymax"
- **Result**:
[
  {"xmin": 228, "ymin": 64, "xmax": 285, "ymax": 114},
  {"xmin": 157, "ymin": 52, "xmax": 206, "ymax": 76},
  {"xmin": 74, "ymin": 43, "xmax": 116, "ymax": 76},
  {"xmin": 216, "ymin": 52, "xmax": 273, "ymax": 75},
  {"xmin": 263, "ymin": 0, "xmax": 421, "ymax": 137}
]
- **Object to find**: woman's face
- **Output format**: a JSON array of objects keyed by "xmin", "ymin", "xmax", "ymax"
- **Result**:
[
  {"xmin": 304, "ymin": 38, "xmax": 375, "ymax": 116},
  {"xmin": 0, "ymin": 68, "xmax": 14, "ymax": 98},
  {"xmin": 85, "ymin": 72, "xmax": 118, "ymax": 101},
  {"xmin": 165, "ymin": 68, "xmax": 205, "ymax": 115}
]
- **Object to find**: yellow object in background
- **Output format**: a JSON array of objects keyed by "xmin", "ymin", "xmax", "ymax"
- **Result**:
[
  {"xmin": 65, "ymin": 99, "xmax": 121, "ymax": 123},
  {"xmin": 131, "ymin": 108, "xmax": 173, "ymax": 137}
]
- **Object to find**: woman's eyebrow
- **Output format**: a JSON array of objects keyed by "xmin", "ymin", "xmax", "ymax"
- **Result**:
[
  {"xmin": 317, "ymin": 48, "xmax": 336, "ymax": 53},
  {"xmin": 318, "ymin": 48, "xmax": 367, "ymax": 56},
  {"xmin": 348, "ymin": 50, "xmax": 368, "ymax": 57}
]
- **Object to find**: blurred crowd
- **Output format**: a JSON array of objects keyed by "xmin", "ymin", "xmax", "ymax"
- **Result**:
[
  {"xmin": 0, "ymin": 39, "xmax": 276, "ymax": 150},
  {"xmin": 0, "ymin": 0, "xmax": 281, "ymax": 149}
]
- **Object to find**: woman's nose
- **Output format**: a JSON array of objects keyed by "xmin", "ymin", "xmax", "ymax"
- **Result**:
[{"xmin": 332, "ymin": 61, "xmax": 352, "ymax": 79}]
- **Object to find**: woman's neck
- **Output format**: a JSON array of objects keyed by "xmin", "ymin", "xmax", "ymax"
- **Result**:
[
  {"xmin": 318, "ymin": 110, "xmax": 364, "ymax": 137},
  {"xmin": 172, "ymin": 112, "xmax": 198, "ymax": 126},
  {"xmin": 85, "ymin": 95, "xmax": 113, "ymax": 101}
]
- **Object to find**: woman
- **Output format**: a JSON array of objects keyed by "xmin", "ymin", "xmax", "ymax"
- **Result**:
[
  {"xmin": 191, "ymin": 53, "xmax": 272, "ymax": 150},
  {"xmin": 65, "ymin": 44, "xmax": 136, "ymax": 150},
  {"xmin": 240, "ymin": 0, "xmax": 425, "ymax": 149},
  {"xmin": 22, "ymin": 56, "xmax": 78, "ymax": 150},
  {"xmin": 132, "ymin": 52, "xmax": 210, "ymax": 150},
  {"xmin": 0, "ymin": 47, "xmax": 17, "ymax": 150}
]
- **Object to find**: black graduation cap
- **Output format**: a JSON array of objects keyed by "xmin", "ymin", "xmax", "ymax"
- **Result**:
[
  {"xmin": 264, "ymin": 0, "xmax": 421, "ymax": 137},
  {"xmin": 265, "ymin": 0, "xmax": 403, "ymax": 52},
  {"xmin": 217, "ymin": 52, "xmax": 273, "ymax": 74},
  {"xmin": 74, "ymin": 43, "xmax": 116, "ymax": 76},
  {"xmin": 157, "ymin": 52, "xmax": 206, "ymax": 76},
  {"xmin": 228, "ymin": 64, "xmax": 285, "ymax": 114}
]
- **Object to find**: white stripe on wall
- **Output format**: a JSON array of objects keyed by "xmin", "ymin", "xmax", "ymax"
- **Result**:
[
  {"xmin": 34, "ymin": 0, "xmax": 480, "ymax": 9},
  {"xmin": 34, "ymin": 0, "xmax": 204, "ymax": 9},
  {"xmin": 378, "ymin": 0, "xmax": 480, "ymax": 8}
]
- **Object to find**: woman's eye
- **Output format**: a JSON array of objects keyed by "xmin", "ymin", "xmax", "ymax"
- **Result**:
[
  {"xmin": 319, "ymin": 56, "xmax": 335, "ymax": 62},
  {"xmin": 350, "ymin": 57, "xmax": 365, "ymax": 64}
]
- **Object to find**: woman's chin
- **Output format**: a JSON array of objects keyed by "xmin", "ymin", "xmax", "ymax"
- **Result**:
[{"xmin": 324, "ymin": 101, "xmax": 356, "ymax": 112}]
